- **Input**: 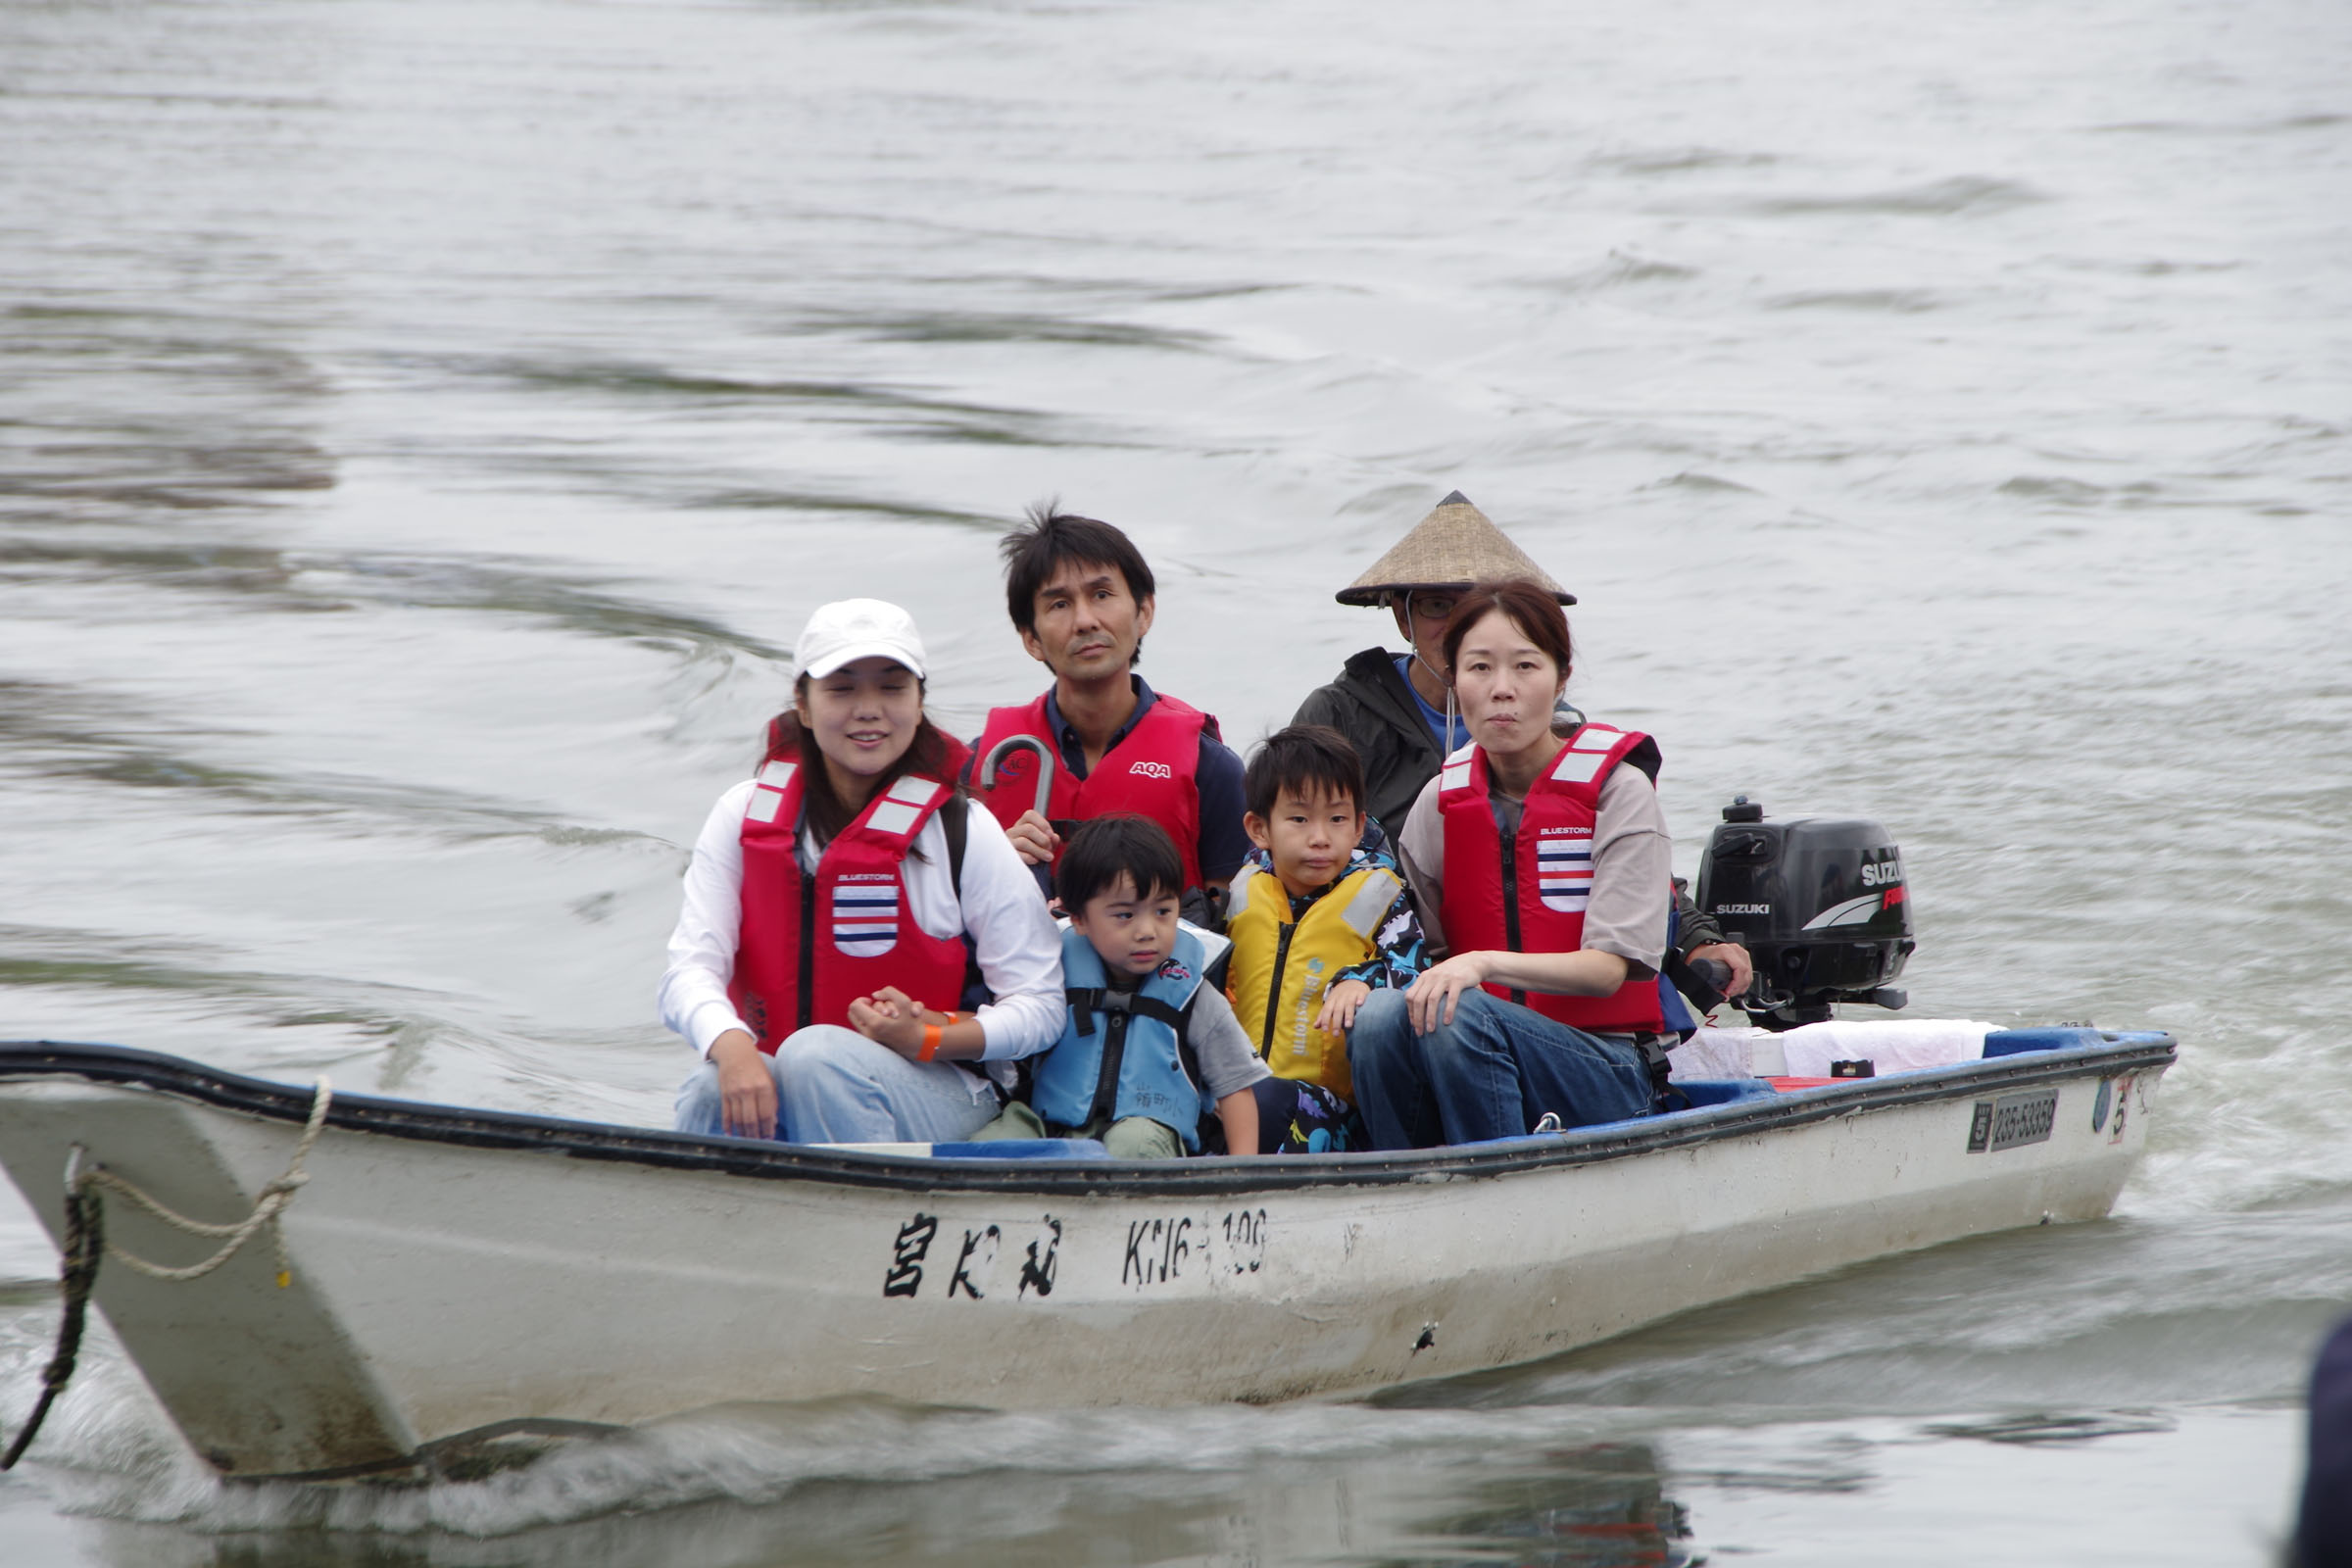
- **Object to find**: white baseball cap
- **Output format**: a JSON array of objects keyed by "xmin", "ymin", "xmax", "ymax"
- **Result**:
[{"xmin": 795, "ymin": 599, "xmax": 928, "ymax": 681}]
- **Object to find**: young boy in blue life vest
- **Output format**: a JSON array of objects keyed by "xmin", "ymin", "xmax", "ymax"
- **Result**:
[
  {"xmin": 970, "ymin": 816, "xmax": 1268, "ymax": 1158},
  {"xmin": 1226, "ymin": 724, "xmax": 1429, "ymax": 1152}
]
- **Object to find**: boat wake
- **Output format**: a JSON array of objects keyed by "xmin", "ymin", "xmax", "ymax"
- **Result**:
[
  {"xmin": 6, "ymin": 1329, "xmax": 1653, "ymax": 1544},
  {"xmin": 8, "ymin": 1187, "xmax": 2336, "ymax": 1556},
  {"xmin": 1388, "ymin": 1195, "xmax": 2352, "ymax": 1418}
]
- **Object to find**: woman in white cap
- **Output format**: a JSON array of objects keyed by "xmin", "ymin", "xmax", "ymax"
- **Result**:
[{"xmin": 658, "ymin": 600, "xmax": 1065, "ymax": 1143}]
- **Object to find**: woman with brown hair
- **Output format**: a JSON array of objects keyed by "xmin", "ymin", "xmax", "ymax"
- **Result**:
[{"xmin": 1345, "ymin": 579, "xmax": 1674, "ymax": 1149}]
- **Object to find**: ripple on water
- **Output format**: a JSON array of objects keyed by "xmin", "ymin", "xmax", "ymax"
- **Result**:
[
  {"xmin": 0, "ymin": 537, "xmax": 783, "ymax": 659},
  {"xmin": 1763, "ymin": 288, "xmax": 1948, "ymax": 314},
  {"xmin": 1372, "ymin": 1200, "xmax": 2352, "ymax": 1420},
  {"xmin": 4, "ymin": 1344, "xmax": 1680, "ymax": 1545},
  {"xmin": 1737, "ymin": 174, "xmax": 2050, "ymax": 218},
  {"xmin": 1519, "ymin": 252, "xmax": 1706, "ymax": 294},
  {"xmin": 1590, "ymin": 145, "xmax": 1781, "ymax": 176}
]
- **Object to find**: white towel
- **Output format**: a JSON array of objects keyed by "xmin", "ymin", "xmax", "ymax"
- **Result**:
[
  {"xmin": 1778, "ymin": 1018, "xmax": 1995, "ymax": 1077},
  {"xmin": 1673, "ymin": 1020, "xmax": 1997, "ymax": 1080},
  {"xmin": 1672, "ymin": 1027, "xmax": 1765, "ymax": 1080}
]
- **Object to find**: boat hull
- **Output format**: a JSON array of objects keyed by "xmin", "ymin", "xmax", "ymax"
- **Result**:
[{"xmin": 0, "ymin": 1036, "xmax": 2172, "ymax": 1478}]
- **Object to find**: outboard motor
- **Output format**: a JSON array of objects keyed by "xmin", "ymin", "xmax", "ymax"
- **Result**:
[{"xmin": 1695, "ymin": 796, "xmax": 1915, "ymax": 1032}]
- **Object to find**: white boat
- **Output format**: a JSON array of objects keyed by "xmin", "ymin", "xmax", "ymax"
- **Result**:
[{"xmin": 0, "ymin": 1026, "xmax": 2172, "ymax": 1481}]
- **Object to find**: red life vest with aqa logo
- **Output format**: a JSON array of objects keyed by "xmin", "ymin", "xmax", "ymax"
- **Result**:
[
  {"xmin": 729, "ymin": 760, "xmax": 969, "ymax": 1051},
  {"xmin": 1437, "ymin": 722, "xmax": 1667, "ymax": 1035},
  {"xmin": 969, "ymin": 691, "xmax": 1215, "ymax": 889}
]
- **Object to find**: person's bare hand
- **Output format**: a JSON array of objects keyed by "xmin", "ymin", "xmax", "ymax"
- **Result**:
[
  {"xmin": 1313, "ymin": 978, "xmax": 1373, "ymax": 1034},
  {"xmin": 1404, "ymin": 954, "xmax": 1492, "ymax": 1034},
  {"xmin": 1005, "ymin": 809, "xmax": 1060, "ymax": 867},
  {"xmin": 1687, "ymin": 942, "xmax": 1752, "ymax": 999},
  {"xmin": 708, "ymin": 1029, "xmax": 777, "ymax": 1139},
  {"xmin": 848, "ymin": 986, "xmax": 924, "ymax": 1056}
]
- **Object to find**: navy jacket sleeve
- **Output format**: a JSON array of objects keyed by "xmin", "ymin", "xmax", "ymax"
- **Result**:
[{"xmin": 1194, "ymin": 733, "xmax": 1250, "ymax": 884}]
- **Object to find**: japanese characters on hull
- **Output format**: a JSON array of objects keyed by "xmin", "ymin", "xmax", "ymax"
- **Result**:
[{"xmin": 879, "ymin": 1206, "xmax": 1271, "ymax": 1300}]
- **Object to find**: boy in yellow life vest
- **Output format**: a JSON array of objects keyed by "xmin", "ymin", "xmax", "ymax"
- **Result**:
[{"xmin": 1227, "ymin": 725, "xmax": 1430, "ymax": 1152}]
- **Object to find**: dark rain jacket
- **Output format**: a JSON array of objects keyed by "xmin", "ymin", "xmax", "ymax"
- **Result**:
[{"xmin": 1292, "ymin": 648, "xmax": 1447, "ymax": 838}]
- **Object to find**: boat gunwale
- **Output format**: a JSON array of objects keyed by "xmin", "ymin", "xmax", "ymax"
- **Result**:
[{"xmin": 0, "ymin": 1036, "xmax": 2176, "ymax": 1198}]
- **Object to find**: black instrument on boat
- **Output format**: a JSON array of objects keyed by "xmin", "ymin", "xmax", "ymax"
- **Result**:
[{"xmin": 1697, "ymin": 796, "xmax": 1916, "ymax": 1031}]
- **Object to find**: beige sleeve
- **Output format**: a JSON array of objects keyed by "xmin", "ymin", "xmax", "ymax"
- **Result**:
[
  {"xmin": 1581, "ymin": 763, "xmax": 1671, "ymax": 976},
  {"xmin": 1396, "ymin": 773, "xmax": 1449, "ymax": 958}
]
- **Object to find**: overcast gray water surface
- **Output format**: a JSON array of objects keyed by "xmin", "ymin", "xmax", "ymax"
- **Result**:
[{"xmin": 2, "ymin": 0, "xmax": 2348, "ymax": 1562}]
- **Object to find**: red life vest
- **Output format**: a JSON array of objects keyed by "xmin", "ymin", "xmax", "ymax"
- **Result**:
[
  {"xmin": 969, "ymin": 690, "xmax": 1215, "ymax": 889},
  {"xmin": 729, "ymin": 760, "xmax": 970, "ymax": 1052},
  {"xmin": 1436, "ymin": 722, "xmax": 1667, "ymax": 1035}
]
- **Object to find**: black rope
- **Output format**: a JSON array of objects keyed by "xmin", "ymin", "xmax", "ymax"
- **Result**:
[{"xmin": 2, "ymin": 1181, "xmax": 103, "ymax": 1470}]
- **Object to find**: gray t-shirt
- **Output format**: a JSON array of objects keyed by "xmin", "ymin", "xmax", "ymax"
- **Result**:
[
  {"xmin": 1396, "ymin": 760, "xmax": 1671, "ymax": 977},
  {"xmin": 1103, "ymin": 976, "xmax": 1271, "ymax": 1102}
]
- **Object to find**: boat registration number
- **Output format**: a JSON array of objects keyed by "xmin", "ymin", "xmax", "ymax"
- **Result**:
[
  {"xmin": 1966, "ymin": 1088, "xmax": 2059, "ymax": 1152},
  {"xmin": 875, "ymin": 1205, "xmax": 1273, "ymax": 1300}
]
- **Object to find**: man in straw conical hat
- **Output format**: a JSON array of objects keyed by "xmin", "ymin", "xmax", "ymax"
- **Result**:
[
  {"xmin": 1292, "ymin": 491, "xmax": 1752, "ymax": 1009},
  {"xmin": 1294, "ymin": 491, "xmax": 1571, "ymax": 834}
]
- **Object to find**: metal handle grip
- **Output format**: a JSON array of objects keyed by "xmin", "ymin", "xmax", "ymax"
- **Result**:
[{"xmin": 978, "ymin": 735, "xmax": 1056, "ymax": 819}]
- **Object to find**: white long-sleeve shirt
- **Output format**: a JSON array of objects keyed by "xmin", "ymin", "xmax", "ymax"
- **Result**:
[{"xmin": 657, "ymin": 781, "xmax": 1066, "ymax": 1078}]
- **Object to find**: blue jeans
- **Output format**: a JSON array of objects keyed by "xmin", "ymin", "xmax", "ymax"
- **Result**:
[
  {"xmin": 672, "ymin": 1025, "xmax": 1002, "ymax": 1144},
  {"xmin": 1346, "ymin": 988, "xmax": 1654, "ymax": 1150}
]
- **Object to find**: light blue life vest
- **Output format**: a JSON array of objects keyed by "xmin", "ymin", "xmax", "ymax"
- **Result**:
[{"xmin": 1030, "ymin": 926, "xmax": 1212, "ymax": 1151}]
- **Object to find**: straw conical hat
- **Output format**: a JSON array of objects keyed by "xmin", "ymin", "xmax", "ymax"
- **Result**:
[{"xmin": 1335, "ymin": 491, "xmax": 1576, "ymax": 607}]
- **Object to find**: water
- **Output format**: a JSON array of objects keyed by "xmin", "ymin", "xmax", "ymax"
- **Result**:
[{"xmin": 2, "ymin": 0, "xmax": 2346, "ymax": 1559}]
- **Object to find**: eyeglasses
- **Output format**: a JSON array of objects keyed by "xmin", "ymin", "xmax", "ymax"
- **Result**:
[{"xmin": 1399, "ymin": 593, "xmax": 1460, "ymax": 622}]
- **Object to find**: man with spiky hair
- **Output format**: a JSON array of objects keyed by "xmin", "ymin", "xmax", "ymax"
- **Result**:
[{"xmin": 968, "ymin": 505, "xmax": 1250, "ymax": 925}]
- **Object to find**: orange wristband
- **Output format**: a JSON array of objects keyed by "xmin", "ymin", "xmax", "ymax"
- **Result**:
[{"xmin": 918, "ymin": 1023, "xmax": 944, "ymax": 1061}]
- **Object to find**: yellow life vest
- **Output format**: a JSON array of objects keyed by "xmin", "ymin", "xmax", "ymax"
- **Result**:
[{"xmin": 1226, "ymin": 860, "xmax": 1404, "ymax": 1103}]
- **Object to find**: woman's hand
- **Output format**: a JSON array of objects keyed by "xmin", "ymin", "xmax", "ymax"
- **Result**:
[
  {"xmin": 1314, "ymin": 978, "xmax": 1373, "ymax": 1034},
  {"xmin": 1403, "ymin": 953, "xmax": 1494, "ymax": 1033},
  {"xmin": 849, "ymin": 993, "xmax": 984, "ymax": 1063},
  {"xmin": 708, "ymin": 1029, "xmax": 777, "ymax": 1139},
  {"xmin": 848, "ymin": 986, "xmax": 925, "ymax": 1057},
  {"xmin": 1005, "ymin": 809, "xmax": 1061, "ymax": 867}
]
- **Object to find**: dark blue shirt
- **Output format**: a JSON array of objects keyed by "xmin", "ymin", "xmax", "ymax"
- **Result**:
[{"xmin": 1395, "ymin": 653, "xmax": 1470, "ymax": 754}]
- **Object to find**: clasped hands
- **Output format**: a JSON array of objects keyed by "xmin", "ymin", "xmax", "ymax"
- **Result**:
[{"xmin": 847, "ymin": 986, "xmax": 949, "ymax": 1057}]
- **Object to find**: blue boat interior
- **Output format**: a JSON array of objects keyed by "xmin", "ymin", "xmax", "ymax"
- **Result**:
[
  {"xmin": 1670, "ymin": 1078, "xmax": 1779, "ymax": 1108},
  {"xmin": 928, "ymin": 1137, "xmax": 1109, "ymax": 1160},
  {"xmin": 1983, "ymin": 1027, "xmax": 2167, "ymax": 1055},
  {"xmin": 915, "ymin": 1028, "xmax": 2168, "ymax": 1158}
]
